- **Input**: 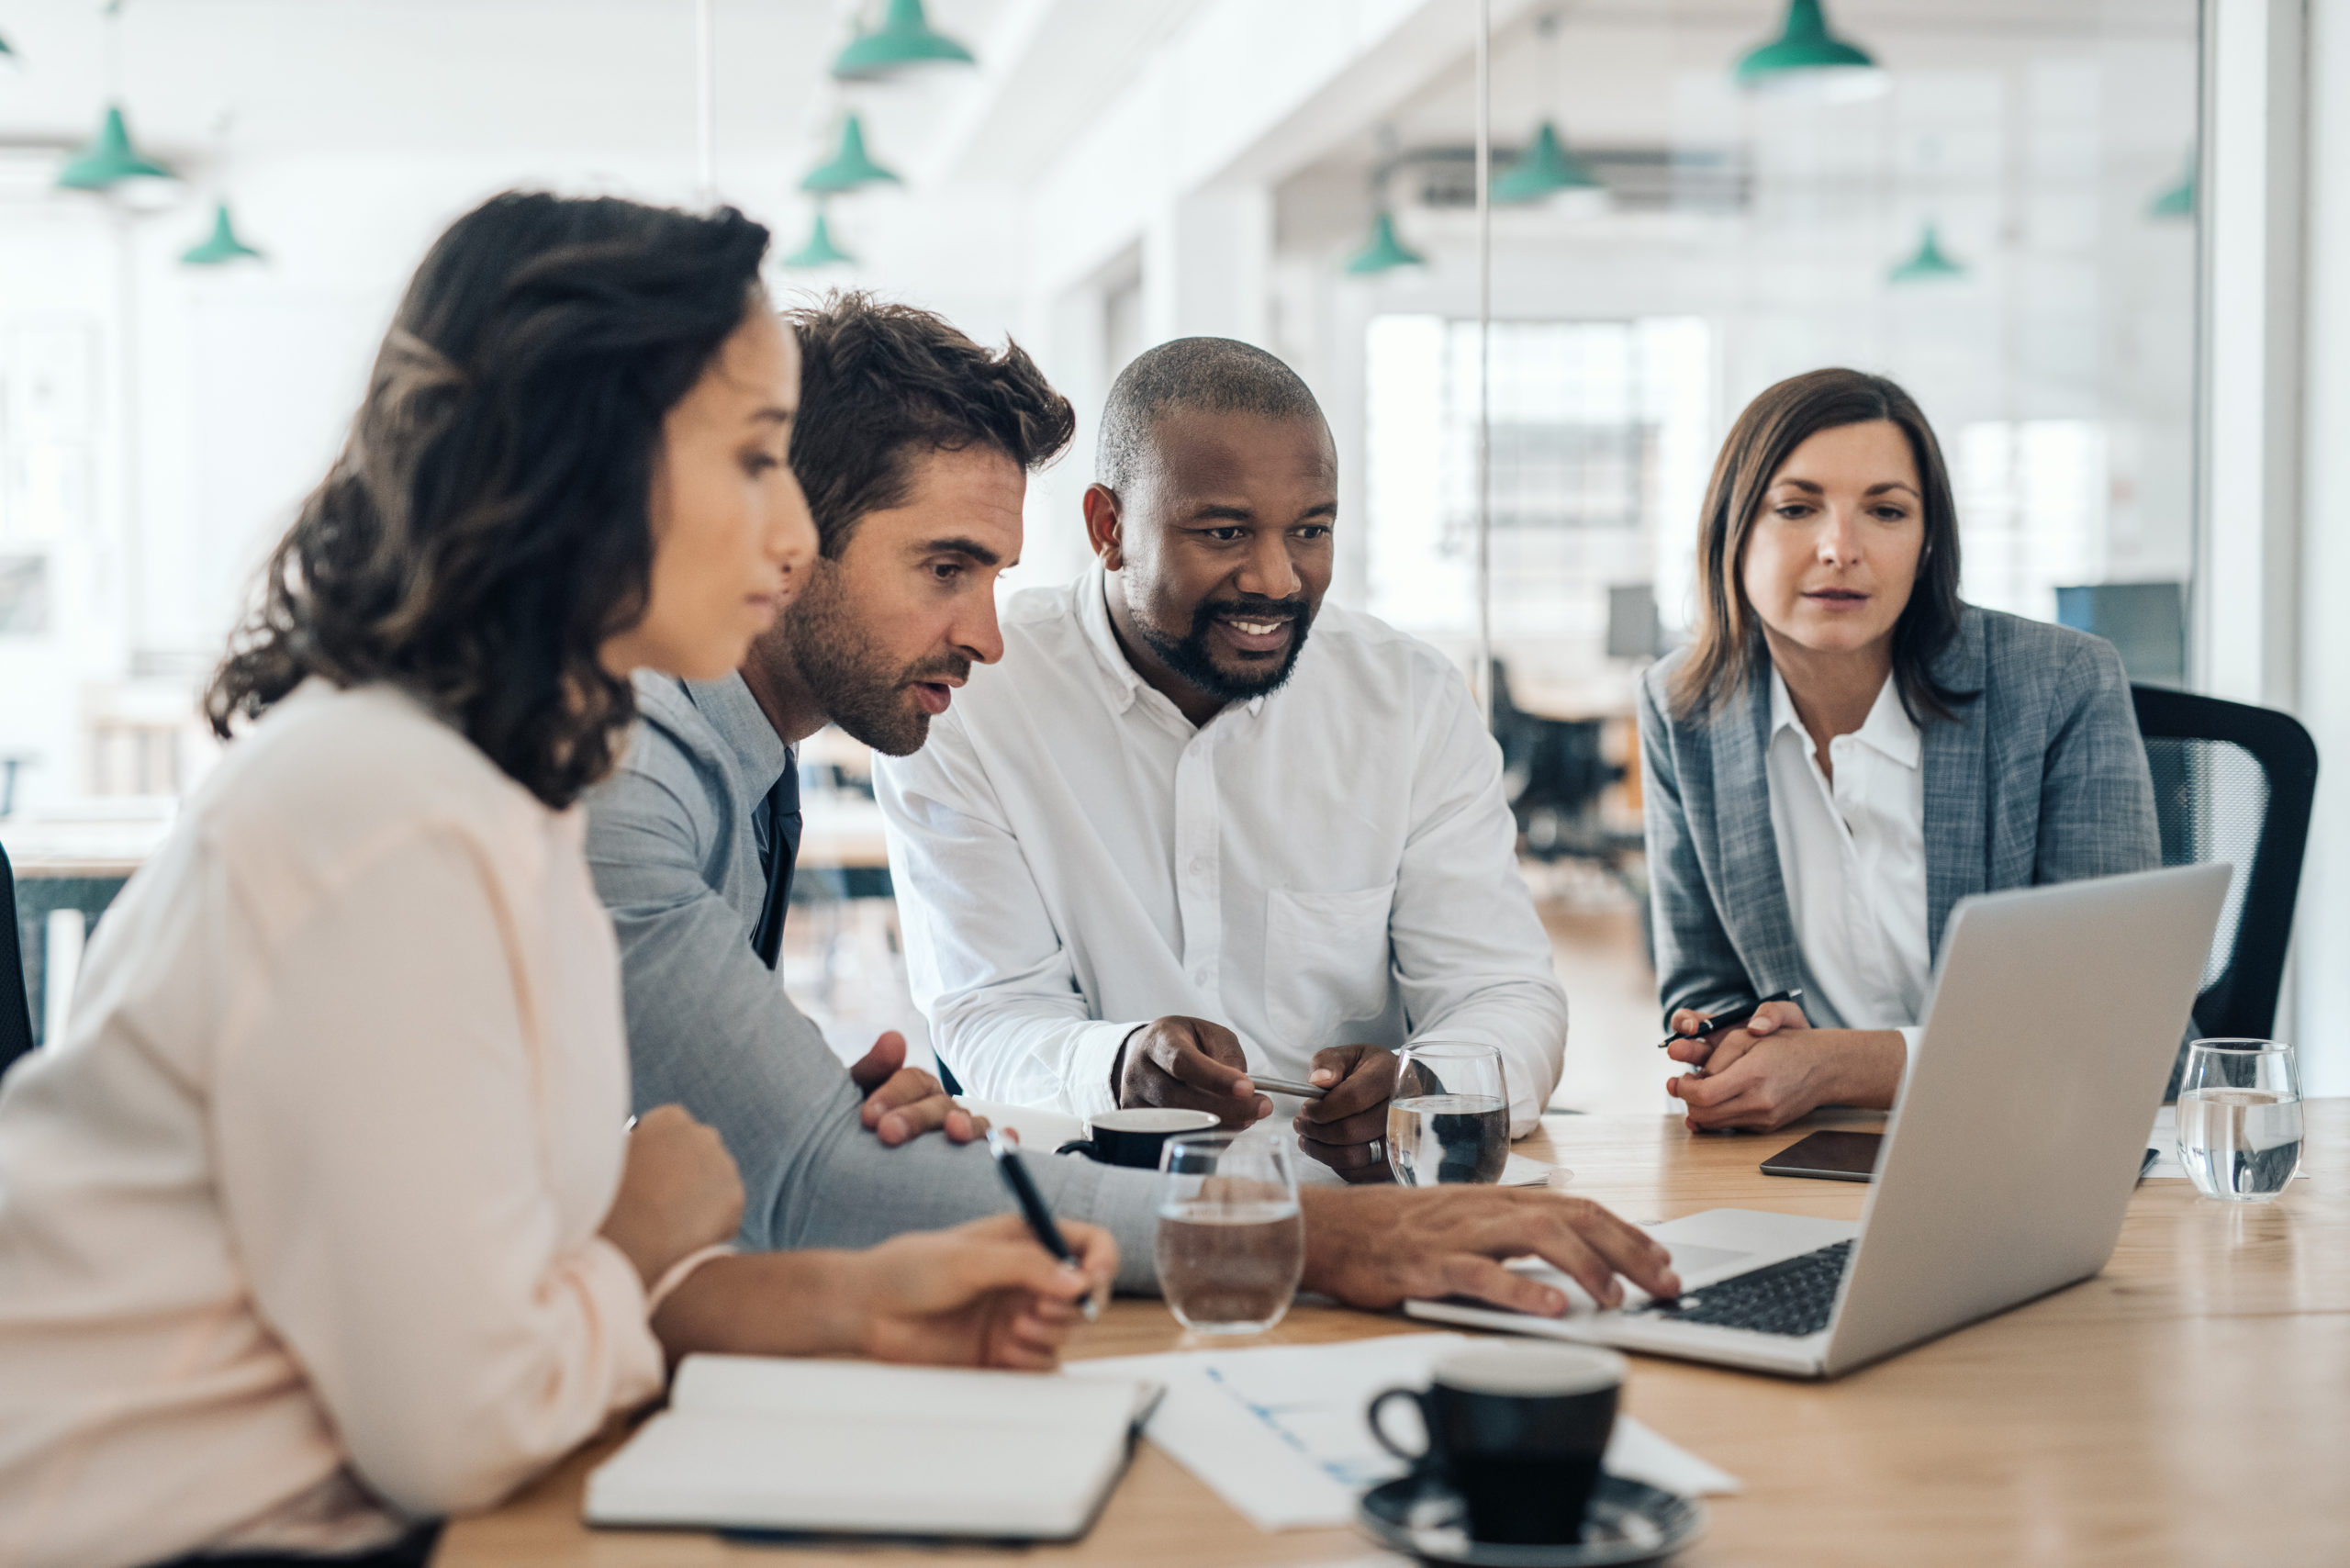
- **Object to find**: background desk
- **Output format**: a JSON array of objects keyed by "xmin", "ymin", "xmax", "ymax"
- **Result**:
[{"xmin": 437, "ymin": 1103, "xmax": 2346, "ymax": 1567}]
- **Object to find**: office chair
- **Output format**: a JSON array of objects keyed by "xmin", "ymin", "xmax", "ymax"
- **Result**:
[
  {"xmin": 2132, "ymin": 685, "xmax": 2318, "ymax": 1041},
  {"xmin": 1489, "ymin": 662, "xmax": 1624, "ymax": 860},
  {"xmin": 0, "ymin": 845, "xmax": 37, "ymax": 1080}
]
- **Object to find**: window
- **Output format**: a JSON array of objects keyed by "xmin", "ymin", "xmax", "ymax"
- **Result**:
[{"xmin": 1364, "ymin": 314, "xmax": 1711, "ymax": 655}]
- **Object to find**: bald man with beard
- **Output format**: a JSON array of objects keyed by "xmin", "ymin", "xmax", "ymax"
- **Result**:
[{"xmin": 593, "ymin": 304, "xmax": 1680, "ymax": 1316}]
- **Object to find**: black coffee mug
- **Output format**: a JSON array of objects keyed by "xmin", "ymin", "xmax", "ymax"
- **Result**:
[
  {"xmin": 1056, "ymin": 1107, "xmax": 1223, "ymax": 1169},
  {"xmin": 1368, "ymin": 1342, "xmax": 1625, "ymax": 1545}
]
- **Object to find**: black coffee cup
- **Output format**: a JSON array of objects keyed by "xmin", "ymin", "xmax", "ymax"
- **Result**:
[
  {"xmin": 1368, "ymin": 1342, "xmax": 1625, "ymax": 1545},
  {"xmin": 1056, "ymin": 1107, "xmax": 1223, "ymax": 1169}
]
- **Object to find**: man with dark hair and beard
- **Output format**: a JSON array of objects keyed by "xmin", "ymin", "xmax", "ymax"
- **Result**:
[
  {"xmin": 584, "ymin": 292, "xmax": 1106, "ymax": 1255},
  {"xmin": 588, "ymin": 302, "xmax": 1680, "ymax": 1314},
  {"xmin": 876, "ymin": 337, "xmax": 1570, "ymax": 1181}
]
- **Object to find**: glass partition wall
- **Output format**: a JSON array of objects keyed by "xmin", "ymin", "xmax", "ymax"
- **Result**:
[
  {"xmin": 0, "ymin": 1, "xmax": 2208, "ymax": 1088},
  {"xmin": 1298, "ymin": 1, "xmax": 2202, "ymax": 704},
  {"xmin": 1270, "ymin": 0, "xmax": 2204, "ymax": 1106}
]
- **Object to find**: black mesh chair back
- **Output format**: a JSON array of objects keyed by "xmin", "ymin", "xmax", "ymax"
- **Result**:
[
  {"xmin": 1488, "ymin": 660, "xmax": 1617, "ymax": 849},
  {"xmin": 0, "ymin": 845, "xmax": 36, "ymax": 1079},
  {"xmin": 2132, "ymin": 686, "xmax": 2318, "ymax": 1041}
]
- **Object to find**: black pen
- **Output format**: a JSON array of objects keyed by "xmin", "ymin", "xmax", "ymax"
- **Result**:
[
  {"xmin": 1657, "ymin": 988, "xmax": 1804, "ymax": 1050},
  {"xmin": 987, "ymin": 1128, "xmax": 1101, "ymax": 1322}
]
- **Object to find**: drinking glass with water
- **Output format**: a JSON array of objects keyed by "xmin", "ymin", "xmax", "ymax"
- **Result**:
[
  {"xmin": 2176, "ymin": 1039, "xmax": 2302, "ymax": 1203},
  {"xmin": 1388, "ymin": 1039, "xmax": 1510, "ymax": 1186},
  {"xmin": 1153, "ymin": 1133, "xmax": 1304, "ymax": 1334}
]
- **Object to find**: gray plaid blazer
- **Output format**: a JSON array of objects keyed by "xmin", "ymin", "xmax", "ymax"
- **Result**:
[{"xmin": 1637, "ymin": 606, "xmax": 2161, "ymax": 1029}]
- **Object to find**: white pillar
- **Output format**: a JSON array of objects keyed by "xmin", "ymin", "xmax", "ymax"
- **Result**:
[
  {"xmin": 2199, "ymin": 0, "xmax": 2304, "ymax": 708},
  {"xmin": 2297, "ymin": 0, "xmax": 2350, "ymax": 1092}
]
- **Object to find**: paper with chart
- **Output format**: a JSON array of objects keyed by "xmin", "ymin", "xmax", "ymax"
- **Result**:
[{"xmin": 1069, "ymin": 1334, "xmax": 1740, "ymax": 1531}]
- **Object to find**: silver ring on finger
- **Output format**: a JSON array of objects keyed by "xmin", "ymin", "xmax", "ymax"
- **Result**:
[{"xmin": 1367, "ymin": 1137, "xmax": 1387, "ymax": 1165}]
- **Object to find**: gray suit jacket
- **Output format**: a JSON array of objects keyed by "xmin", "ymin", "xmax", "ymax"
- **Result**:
[
  {"xmin": 584, "ymin": 672, "xmax": 1159, "ymax": 1290},
  {"xmin": 1638, "ymin": 607, "xmax": 2161, "ymax": 1029}
]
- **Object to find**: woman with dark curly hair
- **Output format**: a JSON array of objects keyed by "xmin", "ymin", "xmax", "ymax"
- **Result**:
[{"xmin": 0, "ymin": 192, "xmax": 1113, "ymax": 1568}]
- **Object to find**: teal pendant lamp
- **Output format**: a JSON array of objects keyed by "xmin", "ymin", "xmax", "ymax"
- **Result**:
[
  {"xmin": 1887, "ymin": 223, "xmax": 1964, "ymax": 284},
  {"xmin": 181, "ymin": 202, "xmax": 264, "ymax": 265},
  {"xmin": 1491, "ymin": 121, "xmax": 1603, "ymax": 206},
  {"xmin": 57, "ymin": 104, "xmax": 176, "ymax": 193},
  {"xmin": 782, "ymin": 208, "xmax": 856, "ymax": 269},
  {"xmin": 832, "ymin": 0, "xmax": 975, "ymax": 81},
  {"xmin": 1344, "ymin": 211, "xmax": 1426, "ymax": 275},
  {"xmin": 801, "ymin": 115, "xmax": 901, "ymax": 194},
  {"xmin": 2149, "ymin": 155, "xmax": 2197, "ymax": 220},
  {"xmin": 1734, "ymin": 0, "xmax": 1886, "ymax": 100}
]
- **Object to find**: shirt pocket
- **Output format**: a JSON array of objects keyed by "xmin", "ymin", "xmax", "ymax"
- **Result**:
[{"xmin": 1263, "ymin": 882, "xmax": 1399, "ymax": 1052}]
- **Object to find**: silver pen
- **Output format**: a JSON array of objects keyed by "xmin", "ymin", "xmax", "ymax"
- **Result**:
[{"xmin": 1248, "ymin": 1073, "xmax": 1328, "ymax": 1100}]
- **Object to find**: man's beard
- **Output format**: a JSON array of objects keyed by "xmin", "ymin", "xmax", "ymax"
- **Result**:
[
  {"xmin": 1133, "ymin": 590, "xmax": 1314, "ymax": 705},
  {"xmin": 781, "ymin": 567, "xmax": 969, "ymax": 757}
]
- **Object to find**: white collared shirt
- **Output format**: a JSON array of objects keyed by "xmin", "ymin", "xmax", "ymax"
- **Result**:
[
  {"xmin": 1765, "ymin": 669, "xmax": 1930, "ymax": 1044},
  {"xmin": 875, "ymin": 567, "xmax": 1568, "ymax": 1134}
]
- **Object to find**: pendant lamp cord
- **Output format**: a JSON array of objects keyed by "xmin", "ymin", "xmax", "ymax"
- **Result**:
[
  {"xmin": 1473, "ymin": 0, "xmax": 1494, "ymax": 734},
  {"xmin": 695, "ymin": 0, "xmax": 716, "ymax": 202}
]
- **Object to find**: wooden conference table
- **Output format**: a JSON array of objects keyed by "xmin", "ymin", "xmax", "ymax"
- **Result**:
[{"xmin": 438, "ymin": 1102, "xmax": 2348, "ymax": 1567}]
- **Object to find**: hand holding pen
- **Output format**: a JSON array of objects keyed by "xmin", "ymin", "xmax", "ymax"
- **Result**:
[
  {"xmin": 988, "ymin": 1129, "xmax": 1107, "ymax": 1322},
  {"xmin": 1659, "ymin": 989, "xmax": 1806, "ymax": 1075}
]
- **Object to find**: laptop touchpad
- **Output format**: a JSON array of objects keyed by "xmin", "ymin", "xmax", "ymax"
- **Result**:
[{"xmin": 1662, "ymin": 1241, "xmax": 1753, "ymax": 1280}]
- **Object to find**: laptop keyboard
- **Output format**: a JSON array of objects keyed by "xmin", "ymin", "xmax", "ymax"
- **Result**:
[{"xmin": 1636, "ymin": 1239, "xmax": 1854, "ymax": 1338}]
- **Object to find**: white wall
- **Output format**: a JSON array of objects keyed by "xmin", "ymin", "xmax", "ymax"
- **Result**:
[{"xmin": 0, "ymin": 0, "xmax": 1074, "ymax": 813}]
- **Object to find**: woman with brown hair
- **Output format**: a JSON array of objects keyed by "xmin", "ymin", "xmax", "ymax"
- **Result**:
[
  {"xmin": 0, "ymin": 192, "xmax": 1111, "ymax": 1568},
  {"xmin": 1639, "ymin": 368, "xmax": 2159, "ymax": 1134}
]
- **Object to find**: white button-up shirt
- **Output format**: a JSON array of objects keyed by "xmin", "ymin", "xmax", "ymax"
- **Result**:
[
  {"xmin": 875, "ymin": 568, "xmax": 1567, "ymax": 1134},
  {"xmin": 1765, "ymin": 667, "xmax": 1930, "ymax": 1041}
]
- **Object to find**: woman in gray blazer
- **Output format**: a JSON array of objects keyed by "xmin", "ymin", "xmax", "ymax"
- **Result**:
[{"xmin": 1639, "ymin": 368, "xmax": 2160, "ymax": 1132}]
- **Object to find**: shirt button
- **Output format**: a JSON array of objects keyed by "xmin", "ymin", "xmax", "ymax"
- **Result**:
[{"xmin": 1189, "ymin": 857, "xmax": 1208, "ymax": 876}]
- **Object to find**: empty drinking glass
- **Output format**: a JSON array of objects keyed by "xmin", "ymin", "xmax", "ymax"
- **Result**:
[
  {"xmin": 2175, "ymin": 1039, "xmax": 2302, "ymax": 1203},
  {"xmin": 1388, "ymin": 1038, "xmax": 1510, "ymax": 1186},
  {"xmin": 1154, "ymin": 1133, "xmax": 1304, "ymax": 1334}
]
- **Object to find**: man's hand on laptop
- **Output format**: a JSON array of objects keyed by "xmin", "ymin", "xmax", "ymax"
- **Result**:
[
  {"xmin": 1666, "ymin": 1004, "xmax": 1905, "ymax": 1131},
  {"xmin": 852, "ymin": 1031, "xmax": 990, "ymax": 1147},
  {"xmin": 1112, "ymin": 1016, "xmax": 1272, "ymax": 1127},
  {"xmin": 1295, "ymin": 1186, "xmax": 1681, "ymax": 1314},
  {"xmin": 1294, "ymin": 1043, "xmax": 1400, "ymax": 1182}
]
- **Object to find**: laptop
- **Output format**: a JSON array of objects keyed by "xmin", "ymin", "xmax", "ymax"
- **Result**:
[{"xmin": 1408, "ymin": 862, "xmax": 2232, "ymax": 1379}]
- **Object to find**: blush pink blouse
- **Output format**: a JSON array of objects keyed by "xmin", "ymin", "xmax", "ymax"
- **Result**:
[{"xmin": 0, "ymin": 682, "xmax": 665, "ymax": 1568}]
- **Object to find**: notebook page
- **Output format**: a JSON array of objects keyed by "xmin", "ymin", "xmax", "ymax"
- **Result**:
[
  {"xmin": 589, "ymin": 1358, "xmax": 1151, "ymax": 1539},
  {"xmin": 672, "ymin": 1352, "xmax": 1148, "ymax": 1422}
]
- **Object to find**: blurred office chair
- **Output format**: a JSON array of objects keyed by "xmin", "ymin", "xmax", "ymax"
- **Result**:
[
  {"xmin": 1489, "ymin": 662, "xmax": 1647, "ymax": 966},
  {"xmin": 0, "ymin": 845, "xmax": 37, "ymax": 1080},
  {"xmin": 1490, "ymin": 662, "xmax": 1618, "ymax": 857},
  {"xmin": 2132, "ymin": 685, "xmax": 2317, "ymax": 1041}
]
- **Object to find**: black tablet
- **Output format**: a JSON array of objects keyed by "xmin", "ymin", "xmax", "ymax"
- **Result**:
[
  {"xmin": 1761, "ymin": 1130, "xmax": 2162, "ymax": 1183},
  {"xmin": 1759, "ymin": 1129, "xmax": 1883, "ymax": 1182}
]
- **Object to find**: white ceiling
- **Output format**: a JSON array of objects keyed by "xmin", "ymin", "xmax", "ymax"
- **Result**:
[
  {"xmin": 0, "ymin": 1, "xmax": 2200, "ymax": 202},
  {"xmin": 1284, "ymin": 0, "xmax": 2200, "ymax": 199},
  {"xmin": 0, "ymin": 0, "xmax": 1217, "ymax": 190}
]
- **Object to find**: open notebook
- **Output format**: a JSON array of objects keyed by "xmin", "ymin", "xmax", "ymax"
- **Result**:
[{"xmin": 585, "ymin": 1354, "xmax": 1160, "ymax": 1542}]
